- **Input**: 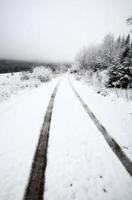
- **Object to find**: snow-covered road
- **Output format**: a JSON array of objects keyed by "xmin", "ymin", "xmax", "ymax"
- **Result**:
[
  {"xmin": 0, "ymin": 74, "xmax": 132, "ymax": 200},
  {"xmin": 44, "ymin": 75, "xmax": 132, "ymax": 200}
]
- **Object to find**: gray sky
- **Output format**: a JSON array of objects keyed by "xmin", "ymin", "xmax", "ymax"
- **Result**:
[{"xmin": 0, "ymin": 0, "xmax": 132, "ymax": 62}]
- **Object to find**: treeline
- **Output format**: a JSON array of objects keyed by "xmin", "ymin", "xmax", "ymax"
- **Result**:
[
  {"xmin": 75, "ymin": 30, "xmax": 132, "ymax": 88},
  {"xmin": 44, "ymin": 62, "xmax": 71, "ymax": 73},
  {"xmin": 0, "ymin": 59, "xmax": 71, "ymax": 74},
  {"xmin": 0, "ymin": 60, "xmax": 34, "ymax": 73}
]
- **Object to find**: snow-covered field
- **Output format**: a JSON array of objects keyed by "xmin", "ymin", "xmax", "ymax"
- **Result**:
[
  {"xmin": 0, "ymin": 72, "xmax": 25, "ymax": 102},
  {"xmin": 0, "ymin": 67, "xmax": 52, "ymax": 102},
  {"xmin": 0, "ymin": 73, "xmax": 132, "ymax": 200}
]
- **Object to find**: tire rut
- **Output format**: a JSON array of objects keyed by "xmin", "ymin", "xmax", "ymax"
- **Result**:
[
  {"xmin": 23, "ymin": 82, "xmax": 60, "ymax": 200},
  {"xmin": 69, "ymin": 78, "xmax": 132, "ymax": 177}
]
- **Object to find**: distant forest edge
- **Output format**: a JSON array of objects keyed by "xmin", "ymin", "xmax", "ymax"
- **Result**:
[{"xmin": 0, "ymin": 59, "xmax": 71, "ymax": 74}]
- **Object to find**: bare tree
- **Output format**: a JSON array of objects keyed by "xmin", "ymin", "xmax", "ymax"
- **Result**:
[
  {"xmin": 101, "ymin": 34, "xmax": 115, "ymax": 66},
  {"xmin": 75, "ymin": 47, "xmax": 88, "ymax": 70}
]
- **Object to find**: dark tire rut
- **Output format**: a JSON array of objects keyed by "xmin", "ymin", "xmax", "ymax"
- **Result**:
[
  {"xmin": 69, "ymin": 78, "xmax": 132, "ymax": 177},
  {"xmin": 23, "ymin": 82, "xmax": 60, "ymax": 200}
]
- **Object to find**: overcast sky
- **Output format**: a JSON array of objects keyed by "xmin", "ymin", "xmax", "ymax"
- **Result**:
[{"xmin": 0, "ymin": 0, "xmax": 132, "ymax": 62}]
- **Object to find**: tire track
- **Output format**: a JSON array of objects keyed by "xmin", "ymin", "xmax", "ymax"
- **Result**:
[
  {"xmin": 23, "ymin": 82, "xmax": 60, "ymax": 200},
  {"xmin": 69, "ymin": 78, "xmax": 132, "ymax": 177}
]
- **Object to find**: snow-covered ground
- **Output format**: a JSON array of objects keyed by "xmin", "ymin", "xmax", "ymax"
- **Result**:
[
  {"xmin": 0, "ymin": 72, "xmax": 39, "ymax": 102},
  {"xmin": 0, "ymin": 73, "xmax": 132, "ymax": 200},
  {"xmin": 0, "ymin": 76, "xmax": 61, "ymax": 200},
  {"xmin": 75, "ymin": 71, "xmax": 132, "ymax": 101},
  {"xmin": 0, "ymin": 72, "xmax": 23, "ymax": 101},
  {"xmin": 44, "ymin": 75, "xmax": 132, "ymax": 200},
  {"xmin": 71, "ymin": 76, "xmax": 132, "ymax": 161},
  {"xmin": 0, "ymin": 67, "xmax": 52, "ymax": 102}
]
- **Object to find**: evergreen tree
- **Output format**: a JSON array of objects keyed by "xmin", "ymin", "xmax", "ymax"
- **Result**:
[
  {"xmin": 125, "ymin": 34, "xmax": 130, "ymax": 47},
  {"xmin": 117, "ymin": 36, "xmax": 121, "ymax": 43},
  {"xmin": 107, "ymin": 44, "xmax": 132, "ymax": 88},
  {"xmin": 121, "ymin": 36, "xmax": 125, "ymax": 49}
]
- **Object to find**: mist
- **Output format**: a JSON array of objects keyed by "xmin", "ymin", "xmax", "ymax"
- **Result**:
[{"xmin": 0, "ymin": 0, "xmax": 132, "ymax": 62}]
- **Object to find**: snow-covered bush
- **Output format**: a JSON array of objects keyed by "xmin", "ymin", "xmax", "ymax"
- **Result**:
[
  {"xmin": 32, "ymin": 67, "xmax": 52, "ymax": 82},
  {"xmin": 70, "ymin": 64, "xmax": 80, "ymax": 74},
  {"xmin": 0, "ymin": 67, "xmax": 53, "ymax": 102},
  {"xmin": 20, "ymin": 72, "xmax": 30, "ymax": 80},
  {"xmin": 20, "ymin": 66, "xmax": 52, "ymax": 82}
]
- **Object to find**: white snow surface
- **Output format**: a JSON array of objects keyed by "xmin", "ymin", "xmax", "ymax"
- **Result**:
[
  {"xmin": 0, "ymin": 72, "xmax": 40, "ymax": 102},
  {"xmin": 0, "ymin": 76, "xmax": 61, "ymax": 200},
  {"xmin": 71, "ymin": 76, "xmax": 132, "ymax": 161},
  {"xmin": 0, "ymin": 67, "xmax": 53, "ymax": 102},
  {"xmin": 0, "ymin": 73, "xmax": 132, "ymax": 200},
  {"xmin": 44, "ymin": 75, "xmax": 132, "ymax": 200}
]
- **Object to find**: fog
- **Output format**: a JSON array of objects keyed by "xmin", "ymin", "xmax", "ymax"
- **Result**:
[{"xmin": 0, "ymin": 0, "xmax": 132, "ymax": 62}]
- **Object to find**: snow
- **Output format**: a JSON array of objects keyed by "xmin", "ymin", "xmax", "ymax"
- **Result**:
[
  {"xmin": 70, "ymin": 76, "xmax": 132, "ymax": 161},
  {"xmin": 0, "ymin": 73, "xmax": 132, "ymax": 200},
  {"xmin": 0, "ymin": 72, "xmax": 40, "ymax": 102},
  {"xmin": 0, "ymin": 72, "xmax": 22, "ymax": 101},
  {"xmin": 44, "ymin": 75, "xmax": 132, "ymax": 200},
  {"xmin": 0, "ymin": 76, "xmax": 61, "ymax": 200},
  {"xmin": 0, "ymin": 67, "xmax": 53, "ymax": 102}
]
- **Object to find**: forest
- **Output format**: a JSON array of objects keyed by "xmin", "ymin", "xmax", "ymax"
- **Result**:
[{"xmin": 74, "ymin": 16, "xmax": 132, "ymax": 89}]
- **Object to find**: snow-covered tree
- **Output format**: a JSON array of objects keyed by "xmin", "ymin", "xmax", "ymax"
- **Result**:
[
  {"xmin": 75, "ymin": 47, "xmax": 88, "ymax": 70},
  {"xmin": 127, "ymin": 16, "xmax": 132, "ymax": 25},
  {"xmin": 75, "ymin": 32, "xmax": 132, "ymax": 88},
  {"xmin": 101, "ymin": 34, "xmax": 115, "ymax": 66},
  {"xmin": 107, "ymin": 45, "xmax": 132, "ymax": 88}
]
